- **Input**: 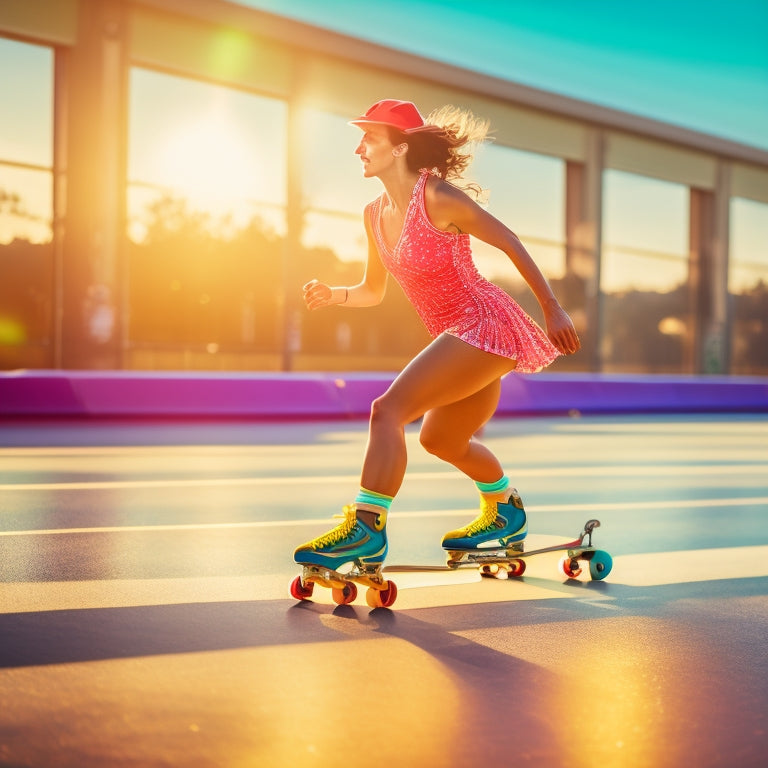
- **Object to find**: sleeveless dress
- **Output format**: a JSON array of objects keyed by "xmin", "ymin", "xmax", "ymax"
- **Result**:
[{"xmin": 369, "ymin": 171, "xmax": 560, "ymax": 373}]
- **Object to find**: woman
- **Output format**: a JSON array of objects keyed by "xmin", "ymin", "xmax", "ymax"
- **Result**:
[{"xmin": 294, "ymin": 98, "xmax": 580, "ymax": 576}]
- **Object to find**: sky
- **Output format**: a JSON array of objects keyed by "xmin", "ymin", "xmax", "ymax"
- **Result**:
[{"xmin": 237, "ymin": 0, "xmax": 768, "ymax": 152}]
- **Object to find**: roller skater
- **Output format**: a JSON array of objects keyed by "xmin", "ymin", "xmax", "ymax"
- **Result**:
[{"xmin": 292, "ymin": 98, "xmax": 581, "ymax": 607}]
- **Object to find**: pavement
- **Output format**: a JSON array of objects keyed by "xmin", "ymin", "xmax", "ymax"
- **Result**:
[{"xmin": 1, "ymin": 413, "xmax": 767, "ymax": 767}]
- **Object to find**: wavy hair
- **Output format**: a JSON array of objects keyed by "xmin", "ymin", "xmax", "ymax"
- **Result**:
[{"xmin": 388, "ymin": 105, "xmax": 490, "ymax": 185}]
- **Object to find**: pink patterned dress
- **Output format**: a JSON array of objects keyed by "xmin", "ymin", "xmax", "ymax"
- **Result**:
[{"xmin": 369, "ymin": 171, "xmax": 560, "ymax": 373}]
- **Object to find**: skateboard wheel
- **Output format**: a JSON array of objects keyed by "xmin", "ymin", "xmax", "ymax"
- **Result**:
[
  {"xmin": 559, "ymin": 555, "xmax": 582, "ymax": 579},
  {"xmin": 290, "ymin": 575, "xmax": 314, "ymax": 601},
  {"xmin": 332, "ymin": 582, "xmax": 358, "ymax": 605},
  {"xmin": 589, "ymin": 550, "xmax": 613, "ymax": 580},
  {"xmin": 366, "ymin": 580, "xmax": 398, "ymax": 608},
  {"xmin": 480, "ymin": 562, "xmax": 522, "ymax": 579}
]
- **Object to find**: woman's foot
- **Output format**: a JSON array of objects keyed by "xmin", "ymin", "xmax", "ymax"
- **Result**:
[
  {"xmin": 442, "ymin": 488, "xmax": 527, "ymax": 550},
  {"xmin": 294, "ymin": 505, "xmax": 388, "ymax": 568}
]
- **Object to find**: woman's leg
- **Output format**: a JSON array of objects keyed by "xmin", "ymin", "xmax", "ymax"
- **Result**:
[
  {"xmin": 359, "ymin": 334, "xmax": 515, "ymax": 497},
  {"xmin": 294, "ymin": 335, "xmax": 516, "ymax": 566},
  {"xmin": 418, "ymin": 378, "xmax": 504, "ymax": 483}
]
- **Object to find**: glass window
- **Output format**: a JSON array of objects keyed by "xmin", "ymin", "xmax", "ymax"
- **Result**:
[
  {"xmin": 0, "ymin": 37, "xmax": 54, "ymax": 369},
  {"xmin": 0, "ymin": 165, "xmax": 53, "ymax": 244},
  {"xmin": 471, "ymin": 143, "xmax": 566, "ymax": 285},
  {"xmin": 729, "ymin": 197, "xmax": 768, "ymax": 374},
  {"xmin": 299, "ymin": 110, "xmax": 371, "ymax": 263},
  {"xmin": 126, "ymin": 68, "xmax": 288, "ymax": 369},
  {"xmin": 0, "ymin": 38, "xmax": 53, "ymax": 168},
  {"xmin": 601, "ymin": 170, "xmax": 690, "ymax": 373},
  {"xmin": 301, "ymin": 110, "xmax": 372, "ymax": 218}
]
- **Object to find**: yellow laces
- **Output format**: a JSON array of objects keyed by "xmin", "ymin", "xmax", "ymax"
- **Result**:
[
  {"xmin": 463, "ymin": 497, "xmax": 497, "ymax": 536},
  {"xmin": 309, "ymin": 505, "xmax": 357, "ymax": 550}
]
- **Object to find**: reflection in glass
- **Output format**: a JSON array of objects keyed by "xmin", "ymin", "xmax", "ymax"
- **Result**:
[
  {"xmin": 301, "ymin": 109, "xmax": 373, "ymax": 216},
  {"xmin": 472, "ymin": 143, "xmax": 566, "ymax": 283},
  {"xmin": 0, "ymin": 38, "xmax": 53, "ymax": 167},
  {"xmin": 729, "ymin": 198, "xmax": 768, "ymax": 374},
  {"xmin": 0, "ymin": 38, "xmax": 54, "ymax": 369},
  {"xmin": 302, "ymin": 210, "xmax": 366, "ymax": 265},
  {"xmin": 601, "ymin": 171, "xmax": 690, "ymax": 373},
  {"xmin": 126, "ymin": 68, "xmax": 288, "ymax": 369},
  {"xmin": 128, "ymin": 68, "xmax": 287, "ymax": 222},
  {"xmin": 0, "ymin": 166, "xmax": 52, "ymax": 244}
]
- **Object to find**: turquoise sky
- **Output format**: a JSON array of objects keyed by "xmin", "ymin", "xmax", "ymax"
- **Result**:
[{"xmin": 238, "ymin": 0, "xmax": 768, "ymax": 151}]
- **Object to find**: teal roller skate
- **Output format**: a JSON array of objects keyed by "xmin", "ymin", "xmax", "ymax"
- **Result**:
[
  {"xmin": 442, "ymin": 487, "xmax": 528, "ymax": 564},
  {"xmin": 290, "ymin": 504, "xmax": 398, "ymax": 608}
]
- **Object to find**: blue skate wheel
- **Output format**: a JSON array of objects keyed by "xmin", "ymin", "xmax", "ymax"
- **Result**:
[{"xmin": 589, "ymin": 550, "xmax": 613, "ymax": 581}]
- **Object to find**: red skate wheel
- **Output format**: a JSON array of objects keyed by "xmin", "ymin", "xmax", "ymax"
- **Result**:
[
  {"xmin": 559, "ymin": 555, "xmax": 582, "ymax": 579},
  {"xmin": 290, "ymin": 575, "xmax": 314, "ymax": 601},
  {"xmin": 366, "ymin": 580, "xmax": 398, "ymax": 608},
  {"xmin": 508, "ymin": 559, "xmax": 526, "ymax": 577},
  {"xmin": 332, "ymin": 582, "xmax": 358, "ymax": 605}
]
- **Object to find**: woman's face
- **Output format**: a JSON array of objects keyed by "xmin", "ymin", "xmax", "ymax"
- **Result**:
[{"xmin": 354, "ymin": 124, "xmax": 397, "ymax": 178}]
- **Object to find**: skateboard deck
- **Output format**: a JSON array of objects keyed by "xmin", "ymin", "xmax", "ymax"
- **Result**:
[{"xmin": 290, "ymin": 519, "xmax": 612, "ymax": 609}]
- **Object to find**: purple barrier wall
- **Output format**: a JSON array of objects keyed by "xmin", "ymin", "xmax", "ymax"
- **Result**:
[
  {"xmin": 1, "ymin": 370, "xmax": 767, "ymax": 419},
  {"xmin": 499, "ymin": 373, "xmax": 768, "ymax": 415}
]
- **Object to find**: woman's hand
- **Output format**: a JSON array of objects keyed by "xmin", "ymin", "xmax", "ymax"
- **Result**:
[
  {"xmin": 544, "ymin": 303, "xmax": 581, "ymax": 355},
  {"xmin": 303, "ymin": 279, "xmax": 334, "ymax": 311}
]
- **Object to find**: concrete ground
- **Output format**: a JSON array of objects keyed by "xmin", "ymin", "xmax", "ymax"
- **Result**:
[{"xmin": 1, "ymin": 413, "xmax": 766, "ymax": 768}]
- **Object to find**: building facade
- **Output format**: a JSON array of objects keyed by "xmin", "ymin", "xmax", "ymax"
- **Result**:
[{"xmin": 1, "ymin": 0, "xmax": 767, "ymax": 374}]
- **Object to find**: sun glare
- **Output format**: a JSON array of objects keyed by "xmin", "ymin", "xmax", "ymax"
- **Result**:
[{"xmin": 158, "ymin": 115, "xmax": 255, "ymax": 219}]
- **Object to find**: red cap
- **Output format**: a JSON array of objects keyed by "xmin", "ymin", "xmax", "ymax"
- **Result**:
[{"xmin": 349, "ymin": 99, "xmax": 425, "ymax": 133}]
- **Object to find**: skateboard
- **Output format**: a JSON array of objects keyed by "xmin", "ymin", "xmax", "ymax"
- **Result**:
[
  {"xmin": 385, "ymin": 518, "xmax": 613, "ymax": 581},
  {"xmin": 289, "ymin": 519, "xmax": 611, "ymax": 608}
]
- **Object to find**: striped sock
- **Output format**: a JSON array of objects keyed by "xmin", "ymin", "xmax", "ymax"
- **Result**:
[{"xmin": 355, "ymin": 487, "xmax": 394, "ymax": 511}]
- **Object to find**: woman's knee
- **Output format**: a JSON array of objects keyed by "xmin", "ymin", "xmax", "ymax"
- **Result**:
[
  {"xmin": 419, "ymin": 422, "xmax": 464, "ymax": 461},
  {"xmin": 369, "ymin": 392, "xmax": 409, "ymax": 429}
]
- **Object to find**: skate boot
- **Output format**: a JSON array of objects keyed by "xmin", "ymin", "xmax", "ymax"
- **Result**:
[
  {"xmin": 442, "ymin": 487, "xmax": 528, "ymax": 553},
  {"xmin": 290, "ymin": 505, "xmax": 398, "ymax": 608},
  {"xmin": 293, "ymin": 504, "xmax": 388, "ymax": 568}
]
